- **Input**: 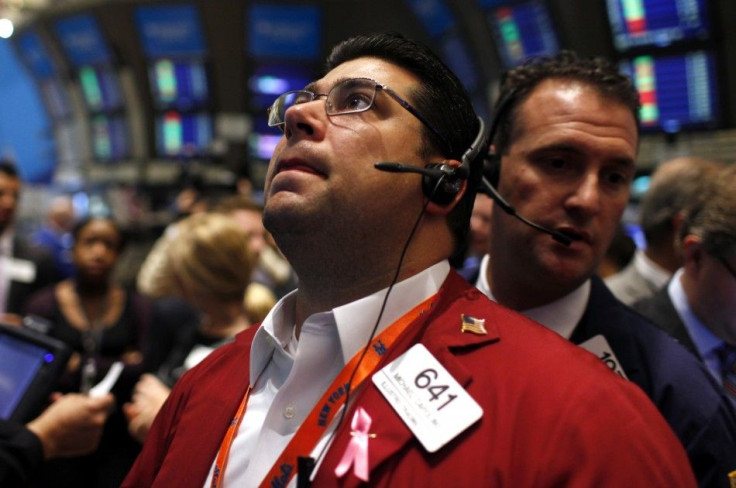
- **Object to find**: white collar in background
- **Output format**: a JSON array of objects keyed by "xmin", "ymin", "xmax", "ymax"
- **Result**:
[
  {"xmin": 634, "ymin": 249, "xmax": 671, "ymax": 289},
  {"xmin": 475, "ymin": 253, "xmax": 589, "ymax": 339}
]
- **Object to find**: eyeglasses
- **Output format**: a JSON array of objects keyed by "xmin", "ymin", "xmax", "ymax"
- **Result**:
[
  {"xmin": 267, "ymin": 77, "xmax": 452, "ymax": 154},
  {"xmin": 717, "ymin": 254, "xmax": 736, "ymax": 281}
]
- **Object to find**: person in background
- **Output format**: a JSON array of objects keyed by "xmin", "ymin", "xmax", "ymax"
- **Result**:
[
  {"xmin": 22, "ymin": 215, "xmax": 152, "ymax": 488},
  {"xmin": 213, "ymin": 194, "xmax": 297, "ymax": 303},
  {"xmin": 634, "ymin": 165, "xmax": 736, "ymax": 406},
  {"xmin": 124, "ymin": 212, "xmax": 257, "ymax": 443},
  {"xmin": 124, "ymin": 33, "xmax": 694, "ymax": 487},
  {"xmin": 474, "ymin": 50, "xmax": 736, "ymax": 486},
  {"xmin": 606, "ymin": 156, "xmax": 724, "ymax": 304},
  {"xmin": 32, "ymin": 195, "xmax": 76, "ymax": 279},
  {"xmin": 596, "ymin": 224, "xmax": 636, "ymax": 278},
  {"xmin": 1, "ymin": 392, "xmax": 114, "ymax": 488},
  {"xmin": 455, "ymin": 192, "xmax": 493, "ymax": 281},
  {"xmin": 0, "ymin": 160, "xmax": 58, "ymax": 326}
]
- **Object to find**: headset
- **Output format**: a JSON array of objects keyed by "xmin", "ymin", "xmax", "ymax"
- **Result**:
[
  {"xmin": 374, "ymin": 99, "xmax": 571, "ymax": 245},
  {"xmin": 482, "ymin": 88, "xmax": 518, "ymax": 188},
  {"xmin": 374, "ymin": 116, "xmax": 489, "ymax": 205}
]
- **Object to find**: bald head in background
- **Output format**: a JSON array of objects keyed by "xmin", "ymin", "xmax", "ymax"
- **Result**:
[{"xmin": 606, "ymin": 156, "xmax": 724, "ymax": 305}]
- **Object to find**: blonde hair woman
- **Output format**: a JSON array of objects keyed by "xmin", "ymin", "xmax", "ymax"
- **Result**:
[{"xmin": 124, "ymin": 212, "xmax": 263, "ymax": 442}]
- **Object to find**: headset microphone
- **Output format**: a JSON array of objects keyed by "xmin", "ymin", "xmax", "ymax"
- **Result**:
[
  {"xmin": 479, "ymin": 171, "xmax": 572, "ymax": 246},
  {"xmin": 373, "ymin": 162, "xmax": 463, "ymax": 205}
]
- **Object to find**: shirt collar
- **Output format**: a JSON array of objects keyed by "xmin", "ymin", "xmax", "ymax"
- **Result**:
[
  {"xmin": 634, "ymin": 249, "xmax": 671, "ymax": 289},
  {"xmin": 250, "ymin": 260, "xmax": 450, "ymax": 384},
  {"xmin": 475, "ymin": 253, "xmax": 589, "ymax": 339},
  {"xmin": 668, "ymin": 268, "xmax": 724, "ymax": 361}
]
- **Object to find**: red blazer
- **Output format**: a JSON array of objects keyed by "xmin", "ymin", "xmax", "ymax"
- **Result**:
[{"xmin": 124, "ymin": 271, "xmax": 695, "ymax": 487}]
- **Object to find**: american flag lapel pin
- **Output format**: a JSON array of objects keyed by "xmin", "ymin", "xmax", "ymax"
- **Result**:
[{"xmin": 461, "ymin": 314, "xmax": 487, "ymax": 335}]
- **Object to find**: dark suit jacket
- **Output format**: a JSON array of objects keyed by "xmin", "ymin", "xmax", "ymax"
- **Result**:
[
  {"xmin": 632, "ymin": 283, "xmax": 700, "ymax": 356},
  {"xmin": 6, "ymin": 235, "xmax": 58, "ymax": 315},
  {"xmin": 572, "ymin": 276, "xmax": 736, "ymax": 488},
  {"xmin": 0, "ymin": 419, "xmax": 43, "ymax": 488},
  {"xmin": 124, "ymin": 271, "xmax": 695, "ymax": 487}
]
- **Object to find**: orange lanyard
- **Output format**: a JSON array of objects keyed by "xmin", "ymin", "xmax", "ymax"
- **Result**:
[{"xmin": 210, "ymin": 293, "xmax": 436, "ymax": 488}]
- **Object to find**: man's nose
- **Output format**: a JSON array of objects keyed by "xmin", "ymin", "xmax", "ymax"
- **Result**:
[
  {"xmin": 283, "ymin": 99, "xmax": 327, "ymax": 140},
  {"xmin": 566, "ymin": 173, "xmax": 602, "ymax": 214}
]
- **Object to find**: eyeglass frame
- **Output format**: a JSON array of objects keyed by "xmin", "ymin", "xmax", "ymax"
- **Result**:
[{"xmin": 267, "ymin": 77, "xmax": 453, "ymax": 156}]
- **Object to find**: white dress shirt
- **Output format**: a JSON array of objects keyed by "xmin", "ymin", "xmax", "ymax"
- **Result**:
[
  {"xmin": 474, "ymin": 253, "xmax": 590, "ymax": 339},
  {"xmin": 204, "ymin": 261, "xmax": 450, "ymax": 488}
]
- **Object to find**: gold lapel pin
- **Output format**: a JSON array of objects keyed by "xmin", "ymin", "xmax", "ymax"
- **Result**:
[{"xmin": 461, "ymin": 314, "xmax": 487, "ymax": 335}]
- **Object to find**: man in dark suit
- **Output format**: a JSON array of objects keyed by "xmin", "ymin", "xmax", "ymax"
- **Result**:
[
  {"xmin": 634, "ymin": 165, "xmax": 736, "ymax": 401},
  {"xmin": 123, "ymin": 34, "xmax": 694, "ymax": 487},
  {"xmin": 474, "ymin": 51, "xmax": 736, "ymax": 487},
  {"xmin": 0, "ymin": 160, "xmax": 58, "ymax": 324},
  {"xmin": 606, "ymin": 157, "xmax": 723, "ymax": 305}
]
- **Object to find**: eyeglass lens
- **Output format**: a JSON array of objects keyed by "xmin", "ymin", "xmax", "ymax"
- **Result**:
[{"xmin": 269, "ymin": 78, "xmax": 379, "ymax": 127}]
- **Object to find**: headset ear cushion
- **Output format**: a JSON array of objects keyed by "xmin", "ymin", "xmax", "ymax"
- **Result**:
[
  {"xmin": 483, "ymin": 154, "xmax": 501, "ymax": 188},
  {"xmin": 422, "ymin": 164, "xmax": 461, "ymax": 205}
]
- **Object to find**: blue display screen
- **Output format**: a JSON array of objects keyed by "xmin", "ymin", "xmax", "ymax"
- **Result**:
[
  {"xmin": 54, "ymin": 14, "xmax": 113, "ymax": 67},
  {"xmin": 440, "ymin": 34, "xmax": 480, "ymax": 92},
  {"xmin": 404, "ymin": 0, "xmax": 455, "ymax": 38},
  {"xmin": 0, "ymin": 335, "xmax": 47, "ymax": 420},
  {"xmin": 248, "ymin": 4, "xmax": 322, "ymax": 60},
  {"xmin": 487, "ymin": 0, "xmax": 559, "ymax": 67},
  {"xmin": 135, "ymin": 4, "xmax": 207, "ymax": 58},
  {"xmin": 15, "ymin": 30, "xmax": 56, "ymax": 79},
  {"xmin": 620, "ymin": 50, "xmax": 718, "ymax": 132},
  {"xmin": 606, "ymin": 0, "xmax": 709, "ymax": 51}
]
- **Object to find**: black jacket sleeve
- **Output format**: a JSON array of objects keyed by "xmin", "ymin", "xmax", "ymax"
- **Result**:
[{"xmin": 0, "ymin": 419, "xmax": 44, "ymax": 488}]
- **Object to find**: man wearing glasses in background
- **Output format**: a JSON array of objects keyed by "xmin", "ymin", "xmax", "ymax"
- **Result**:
[
  {"xmin": 124, "ymin": 33, "xmax": 694, "ymax": 487},
  {"xmin": 635, "ymin": 165, "xmax": 736, "ymax": 406}
]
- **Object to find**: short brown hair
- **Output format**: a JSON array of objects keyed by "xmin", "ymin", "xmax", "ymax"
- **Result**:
[{"xmin": 681, "ymin": 165, "xmax": 736, "ymax": 257}]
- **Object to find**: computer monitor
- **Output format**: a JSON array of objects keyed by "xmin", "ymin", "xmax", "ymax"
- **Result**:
[
  {"xmin": 0, "ymin": 323, "xmax": 71, "ymax": 423},
  {"xmin": 619, "ymin": 50, "xmax": 719, "ymax": 132},
  {"xmin": 148, "ymin": 58, "xmax": 209, "ymax": 111},
  {"xmin": 487, "ymin": 0, "xmax": 560, "ymax": 68},
  {"xmin": 155, "ymin": 111, "xmax": 213, "ymax": 158},
  {"xmin": 79, "ymin": 65, "xmax": 125, "ymax": 113},
  {"xmin": 90, "ymin": 114, "xmax": 130, "ymax": 161},
  {"xmin": 606, "ymin": 0, "xmax": 710, "ymax": 51}
]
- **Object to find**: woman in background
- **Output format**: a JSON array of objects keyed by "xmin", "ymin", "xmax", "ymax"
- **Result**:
[
  {"xmin": 22, "ymin": 215, "xmax": 152, "ymax": 488},
  {"xmin": 124, "ymin": 212, "xmax": 259, "ymax": 443}
]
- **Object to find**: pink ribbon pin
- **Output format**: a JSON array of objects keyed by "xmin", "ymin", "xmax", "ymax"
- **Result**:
[{"xmin": 334, "ymin": 407, "xmax": 374, "ymax": 482}]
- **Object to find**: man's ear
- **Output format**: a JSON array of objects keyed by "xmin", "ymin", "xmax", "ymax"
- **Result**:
[
  {"xmin": 424, "ymin": 158, "xmax": 467, "ymax": 216},
  {"xmin": 682, "ymin": 234, "xmax": 703, "ymax": 270}
]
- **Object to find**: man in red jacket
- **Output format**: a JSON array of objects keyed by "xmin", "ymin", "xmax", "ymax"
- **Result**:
[{"xmin": 124, "ymin": 33, "xmax": 695, "ymax": 487}]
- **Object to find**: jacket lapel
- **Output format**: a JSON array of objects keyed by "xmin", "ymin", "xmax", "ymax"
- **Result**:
[{"xmin": 317, "ymin": 271, "xmax": 500, "ymax": 484}]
